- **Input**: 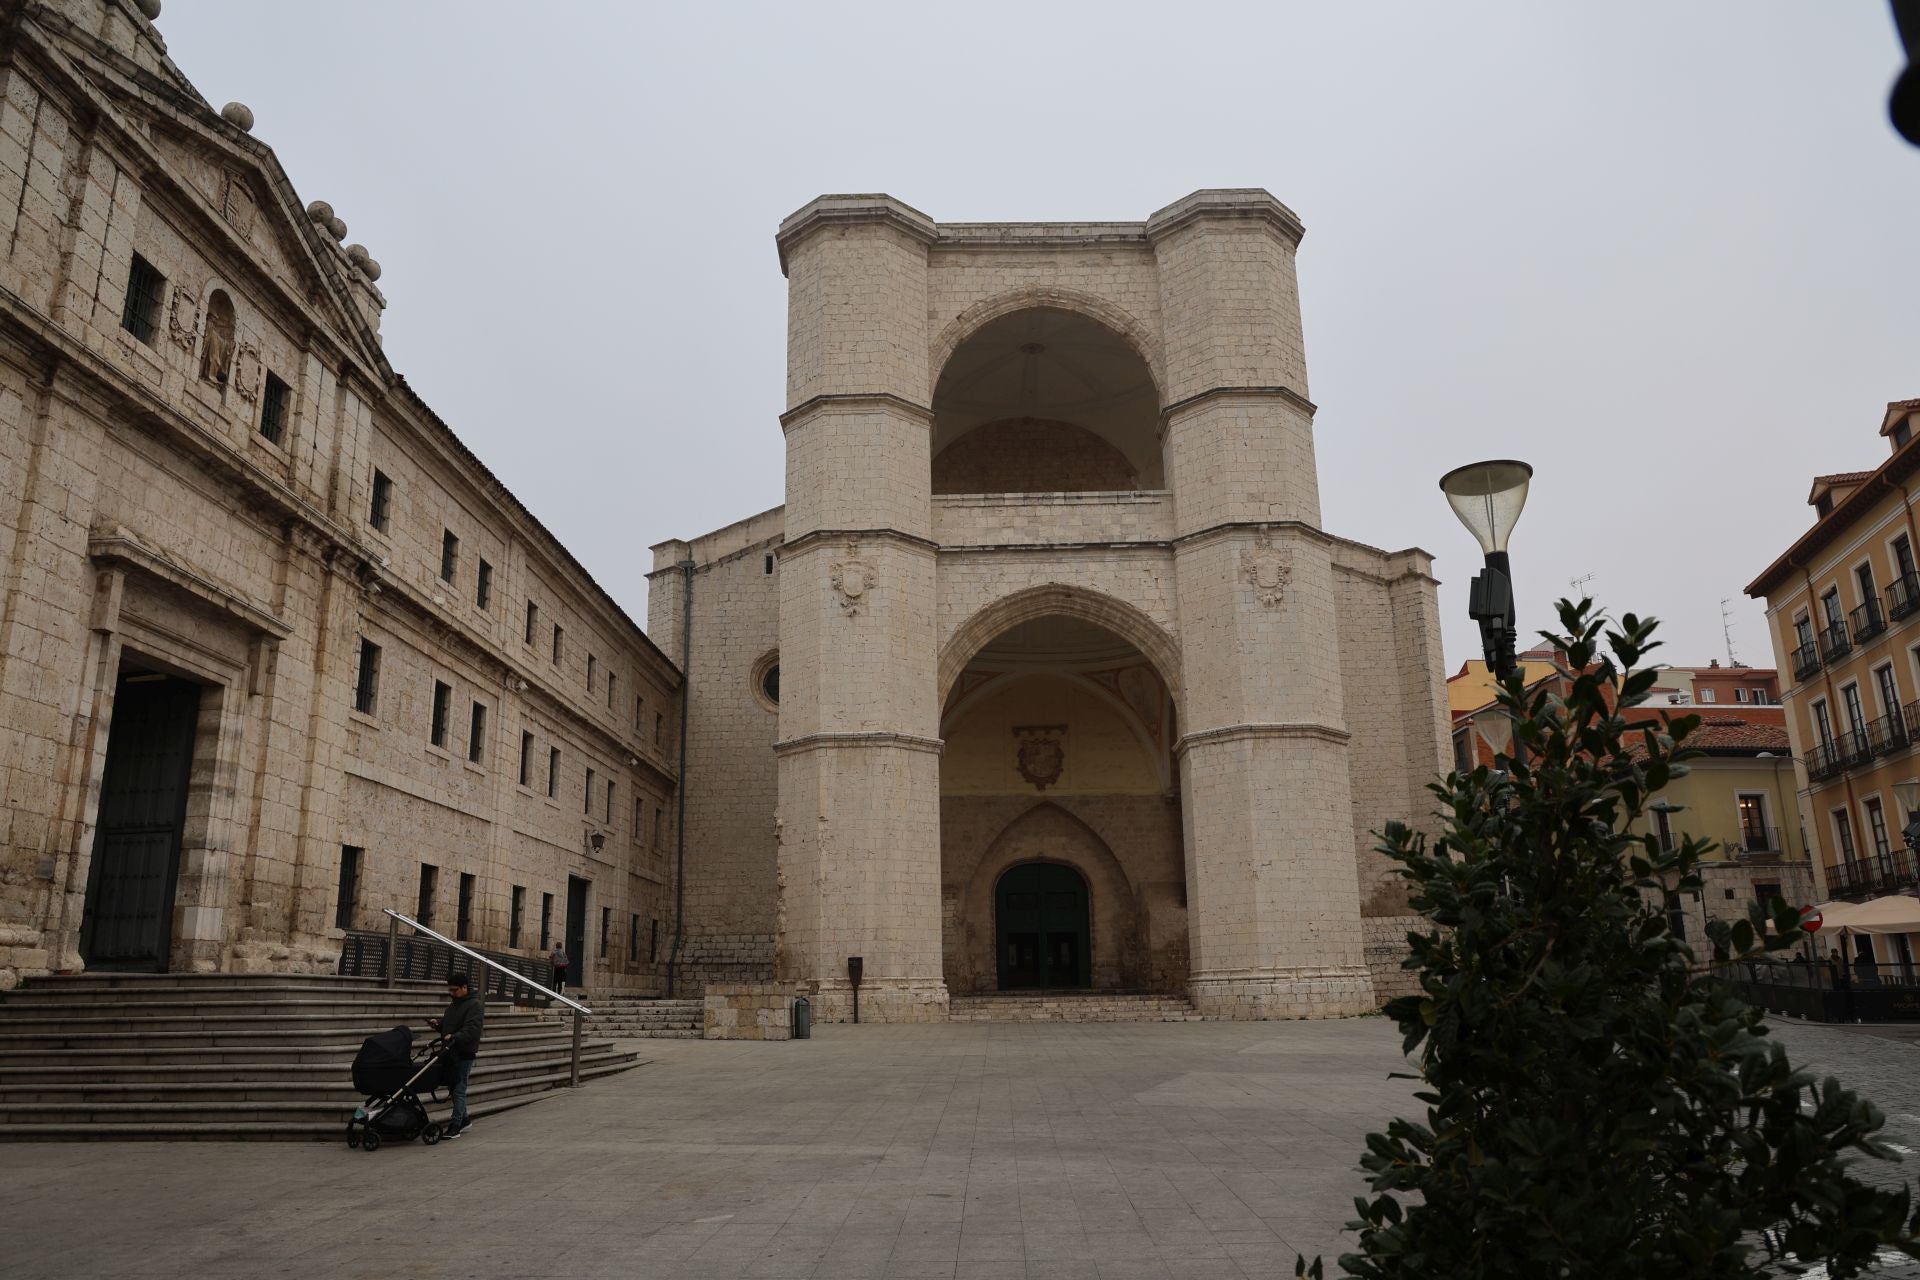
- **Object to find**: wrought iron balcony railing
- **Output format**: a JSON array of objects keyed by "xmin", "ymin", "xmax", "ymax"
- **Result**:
[
  {"xmin": 1851, "ymin": 596, "xmax": 1888, "ymax": 643},
  {"xmin": 1736, "ymin": 825, "xmax": 1786, "ymax": 855},
  {"xmin": 1868, "ymin": 711, "xmax": 1910, "ymax": 757},
  {"xmin": 1889, "ymin": 571, "xmax": 1920, "ymax": 621},
  {"xmin": 1792, "ymin": 641, "xmax": 1821, "ymax": 681},
  {"xmin": 1819, "ymin": 622, "xmax": 1853, "ymax": 663},
  {"xmin": 1806, "ymin": 739, "xmax": 1847, "ymax": 781},
  {"xmin": 1826, "ymin": 851, "xmax": 1920, "ymax": 900},
  {"xmin": 1838, "ymin": 727, "xmax": 1875, "ymax": 769}
]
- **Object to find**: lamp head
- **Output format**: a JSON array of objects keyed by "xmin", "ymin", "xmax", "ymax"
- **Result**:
[
  {"xmin": 1895, "ymin": 778, "xmax": 1920, "ymax": 816},
  {"xmin": 1440, "ymin": 459, "xmax": 1534, "ymax": 556},
  {"xmin": 588, "ymin": 829, "xmax": 606, "ymax": 853}
]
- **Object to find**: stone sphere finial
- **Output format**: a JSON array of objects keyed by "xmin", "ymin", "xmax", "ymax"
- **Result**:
[
  {"xmin": 219, "ymin": 102, "xmax": 254, "ymax": 132},
  {"xmin": 135, "ymin": 0, "xmax": 162, "ymax": 19},
  {"xmin": 305, "ymin": 200, "xmax": 333, "ymax": 224},
  {"xmin": 360, "ymin": 257, "xmax": 382, "ymax": 282},
  {"xmin": 325, "ymin": 216, "xmax": 347, "ymax": 242},
  {"xmin": 345, "ymin": 243, "xmax": 370, "ymax": 266}
]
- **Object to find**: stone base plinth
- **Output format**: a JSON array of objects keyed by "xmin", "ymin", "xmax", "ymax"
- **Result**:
[
  {"xmin": 1362, "ymin": 915, "xmax": 1426, "ymax": 1006},
  {"xmin": 1189, "ymin": 968, "xmax": 1376, "ymax": 1020},
  {"xmin": 225, "ymin": 938, "xmax": 342, "ymax": 975},
  {"xmin": 800, "ymin": 978, "xmax": 950, "ymax": 1024},
  {"xmin": 704, "ymin": 983, "xmax": 807, "ymax": 1040}
]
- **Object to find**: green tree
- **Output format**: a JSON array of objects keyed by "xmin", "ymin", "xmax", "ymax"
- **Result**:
[{"xmin": 1300, "ymin": 600, "xmax": 1920, "ymax": 1279}]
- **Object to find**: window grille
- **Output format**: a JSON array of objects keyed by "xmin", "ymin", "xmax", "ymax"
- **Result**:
[{"xmin": 120, "ymin": 254, "xmax": 164, "ymax": 343}]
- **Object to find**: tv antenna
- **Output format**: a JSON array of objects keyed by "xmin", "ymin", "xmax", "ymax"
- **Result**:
[
  {"xmin": 1720, "ymin": 598, "xmax": 1743, "ymax": 668},
  {"xmin": 1570, "ymin": 572, "xmax": 1595, "ymax": 598}
]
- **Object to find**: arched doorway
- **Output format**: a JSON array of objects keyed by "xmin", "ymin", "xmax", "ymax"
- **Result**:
[{"xmin": 995, "ymin": 862, "xmax": 1090, "ymax": 989}]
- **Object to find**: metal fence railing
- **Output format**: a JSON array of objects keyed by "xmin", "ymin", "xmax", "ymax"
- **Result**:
[{"xmin": 1724, "ymin": 956, "xmax": 1920, "ymax": 1023}]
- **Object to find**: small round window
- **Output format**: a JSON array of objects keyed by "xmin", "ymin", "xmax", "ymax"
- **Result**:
[
  {"xmin": 761, "ymin": 664, "xmax": 780, "ymax": 704},
  {"xmin": 751, "ymin": 650, "xmax": 780, "ymax": 711}
]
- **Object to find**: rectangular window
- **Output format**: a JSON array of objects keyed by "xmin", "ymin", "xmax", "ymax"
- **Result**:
[
  {"xmin": 607, "ymin": 672, "xmax": 616, "ymax": 711},
  {"xmin": 1813, "ymin": 699, "xmax": 1834, "ymax": 746},
  {"xmin": 650, "ymin": 918, "xmax": 659, "ymax": 963},
  {"xmin": 587, "ymin": 654, "xmax": 597, "ymax": 692},
  {"xmin": 553, "ymin": 624, "xmax": 564, "ymax": 665},
  {"xmin": 457, "ymin": 872, "xmax": 475, "ymax": 942},
  {"xmin": 519, "ymin": 731, "xmax": 534, "ymax": 787},
  {"xmin": 634, "ymin": 796, "xmax": 645, "ymax": 843},
  {"xmin": 600, "ymin": 906, "xmax": 611, "ymax": 958},
  {"xmin": 335, "ymin": 846, "xmax": 361, "ymax": 930},
  {"xmin": 628, "ymin": 913, "xmax": 639, "ymax": 963},
  {"xmin": 525, "ymin": 601, "xmax": 539, "ymax": 645},
  {"xmin": 1868, "ymin": 798, "xmax": 1892, "ymax": 858},
  {"xmin": 259, "ymin": 372, "xmax": 290, "ymax": 445},
  {"xmin": 120, "ymin": 253, "xmax": 164, "ymax": 343},
  {"xmin": 540, "ymin": 892, "xmax": 553, "ymax": 949},
  {"xmin": 1836, "ymin": 810, "xmax": 1858, "ymax": 862},
  {"xmin": 584, "ymin": 767, "xmax": 596, "ymax": 815},
  {"xmin": 1822, "ymin": 587, "xmax": 1844, "ymax": 630},
  {"xmin": 1737, "ymin": 794, "xmax": 1768, "ymax": 851},
  {"xmin": 1734, "ymin": 688, "xmax": 1749, "ymax": 703},
  {"xmin": 654, "ymin": 804, "xmax": 666, "ymax": 850},
  {"xmin": 430, "ymin": 680, "xmax": 452, "ymax": 748},
  {"xmin": 1700, "ymin": 688, "xmax": 1716, "ymax": 703},
  {"xmin": 468, "ymin": 701, "xmax": 488, "ymax": 764},
  {"xmin": 1795, "ymin": 614, "xmax": 1814, "ymax": 648},
  {"xmin": 1877, "ymin": 664, "xmax": 1901, "ymax": 717},
  {"xmin": 510, "ymin": 885, "xmax": 526, "ymax": 949},
  {"xmin": 1665, "ymin": 891, "xmax": 1687, "ymax": 942},
  {"xmin": 654, "ymin": 712, "xmax": 664, "ymax": 747},
  {"xmin": 476, "ymin": 559, "xmax": 493, "ymax": 611},
  {"xmin": 1755, "ymin": 881, "xmax": 1783, "ymax": 905},
  {"xmin": 369, "ymin": 469, "xmax": 393, "ymax": 532},
  {"xmin": 635, "ymin": 695, "xmax": 645, "ymax": 731},
  {"xmin": 1898, "ymin": 534, "xmax": 1918, "ymax": 581},
  {"xmin": 440, "ymin": 529, "xmax": 459, "ymax": 583},
  {"xmin": 1843, "ymin": 683, "xmax": 1867, "ymax": 735},
  {"xmin": 354, "ymin": 638, "xmax": 381, "ymax": 715},
  {"xmin": 605, "ymin": 778, "xmax": 615, "ymax": 824},
  {"xmin": 417, "ymin": 863, "xmax": 437, "ymax": 928},
  {"xmin": 547, "ymin": 747, "xmax": 560, "ymax": 798},
  {"xmin": 1858, "ymin": 562, "xmax": 1879, "ymax": 603}
]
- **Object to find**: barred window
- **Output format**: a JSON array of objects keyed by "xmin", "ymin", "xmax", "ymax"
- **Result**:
[
  {"xmin": 259, "ymin": 372, "xmax": 290, "ymax": 444},
  {"xmin": 120, "ymin": 254, "xmax": 164, "ymax": 344},
  {"xmin": 369, "ymin": 470, "xmax": 393, "ymax": 532},
  {"xmin": 353, "ymin": 638, "xmax": 380, "ymax": 715},
  {"xmin": 430, "ymin": 680, "xmax": 451, "ymax": 748},
  {"xmin": 476, "ymin": 559, "xmax": 493, "ymax": 611}
]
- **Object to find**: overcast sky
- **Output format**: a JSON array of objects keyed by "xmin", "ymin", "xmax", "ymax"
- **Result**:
[{"xmin": 158, "ymin": 2, "xmax": 1920, "ymax": 676}]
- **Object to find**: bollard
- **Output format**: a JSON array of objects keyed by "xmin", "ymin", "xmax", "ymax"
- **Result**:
[
  {"xmin": 570, "ymin": 1008, "xmax": 584, "ymax": 1087},
  {"xmin": 792, "ymin": 996, "xmax": 811, "ymax": 1040},
  {"xmin": 384, "ymin": 913, "xmax": 398, "ymax": 988}
]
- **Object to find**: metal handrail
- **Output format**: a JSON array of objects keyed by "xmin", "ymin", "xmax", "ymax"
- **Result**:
[{"xmin": 383, "ymin": 907, "xmax": 593, "ymax": 1015}]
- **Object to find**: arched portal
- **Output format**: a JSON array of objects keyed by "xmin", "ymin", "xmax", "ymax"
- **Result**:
[
  {"xmin": 940, "ymin": 615, "xmax": 1187, "ymax": 995},
  {"xmin": 931, "ymin": 307, "xmax": 1162, "ymax": 494}
]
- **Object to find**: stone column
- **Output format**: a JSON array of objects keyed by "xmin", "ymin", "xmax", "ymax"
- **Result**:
[
  {"xmin": 1149, "ymin": 190, "xmax": 1374, "ymax": 1019},
  {"xmin": 771, "ymin": 196, "xmax": 947, "ymax": 1022}
]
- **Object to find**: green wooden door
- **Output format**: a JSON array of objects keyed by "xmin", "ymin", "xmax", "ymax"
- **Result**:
[{"xmin": 995, "ymin": 862, "xmax": 1091, "ymax": 990}]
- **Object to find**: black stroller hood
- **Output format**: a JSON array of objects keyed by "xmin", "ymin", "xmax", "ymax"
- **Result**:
[{"xmin": 352, "ymin": 1025, "xmax": 415, "ymax": 1097}]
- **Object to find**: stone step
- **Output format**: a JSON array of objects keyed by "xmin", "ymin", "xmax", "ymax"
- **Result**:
[
  {"xmin": 948, "ymin": 994, "xmax": 1203, "ymax": 1023},
  {"xmin": 0, "ymin": 1027, "xmax": 601, "ymax": 1066},
  {"xmin": 0, "ymin": 1037, "xmax": 631, "ymax": 1083},
  {"xmin": 0, "ymin": 983, "xmax": 457, "ymax": 1007},
  {"xmin": 0, "ymin": 1089, "xmax": 543, "ymax": 1142}
]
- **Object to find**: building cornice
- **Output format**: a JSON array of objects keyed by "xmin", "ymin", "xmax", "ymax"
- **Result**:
[
  {"xmin": 779, "ymin": 391, "xmax": 935, "ymax": 430},
  {"xmin": 780, "ymin": 527, "xmax": 939, "ymax": 557},
  {"xmin": 773, "ymin": 731, "xmax": 944, "ymax": 757},
  {"xmin": 1144, "ymin": 189, "xmax": 1306, "ymax": 247},
  {"xmin": 775, "ymin": 194, "xmax": 939, "ymax": 276},
  {"xmin": 1161, "ymin": 384, "xmax": 1317, "ymax": 421},
  {"xmin": 1175, "ymin": 722, "xmax": 1351, "ymax": 757}
]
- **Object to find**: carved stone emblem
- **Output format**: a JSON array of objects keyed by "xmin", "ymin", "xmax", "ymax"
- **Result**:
[
  {"xmin": 232, "ymin": 342, "xmax": 262, "ymax": 402},
  {"xmin": 1013, "ymin": 724, "xmax": 1067, "ymax": 791},
  {"xmin": 167, "ymin": 287, "xmax": 199, "ymax": 351},
  {"xmin": 1239, "ymin": 529, "xmax": 1292, "ymax": 610},
  {"xmin": 830, "ymin": 542, "xmax": 876, "ymax": 616},
  {"xmin": 221, "ymin": 173, "xmax": 257, "ymax": 235}
]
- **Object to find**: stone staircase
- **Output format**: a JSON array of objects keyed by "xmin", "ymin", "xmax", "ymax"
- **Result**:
[
  {"xmin": 948, "ymin": 992, "xmax": 1205, "ymax": 1023},
  {"xmin": 558, "ymin": 994, "xmax": 703, "ymax": 1039},
  {"xmin": 0, "ymin": 973, "xmax": 646, "ymax": 1140}
]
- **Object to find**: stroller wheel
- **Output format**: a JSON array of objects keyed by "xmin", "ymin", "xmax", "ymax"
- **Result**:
[
  {"xmin": 361, "ymin": 1129, "xmax": 382, "ymax": 1153},
  {"xmin": 346, "ymin": 1123, "xmax": 361, "ymax": 1149},
  {"xmin": 421, "ymin": 1123, "xmax": 442, "ymax": 1146}
]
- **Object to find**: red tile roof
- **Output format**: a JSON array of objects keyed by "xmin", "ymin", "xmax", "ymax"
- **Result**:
[{"xmin": 1622, "ymin": 714, "xmax": 1791, "ymax": 757}]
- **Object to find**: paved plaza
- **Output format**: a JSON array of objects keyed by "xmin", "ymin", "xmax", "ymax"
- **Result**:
[{"xmin": 5, "ymin": 1015, "xmax": 1920, "ymax": 1279}]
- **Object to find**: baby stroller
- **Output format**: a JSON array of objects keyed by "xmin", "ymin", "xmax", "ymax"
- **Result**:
[{"xmin": 346, "ymin": 1025, "xmax": 454, "ymax": 1152}]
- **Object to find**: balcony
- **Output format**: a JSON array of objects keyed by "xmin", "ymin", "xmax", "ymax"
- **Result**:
[
  {"xmin": 1819, "ymin": 621, "xmax": 1853, "ymax": 663},
  {"xmin": 1735, "ymin": 825, "xmax": 1786, "ymax": 856},
  {"xmin": 1890, "ymin": 571, "xmax": 1920, "ymax": 621},
  {"xmin": 1826, "ymin": 851, "xmax": 1920, "ymax": 901},
  {"xmin": 1807, "ymin": 740, "xmax": 1846, "ymax": 781},
  {"xmin": 1851, "ymin": 596, "xmax": 1888, "ymax": 644},
  {"xmin": 1838, "ymin": 727, "xmax": 1874, "ymax": 769},
  {"xmin": 1792, "ymin": 641, "xmax": 1821, "ymax": 681},
  {"xmin": 1868, "ymin": 711, "xmax": 1911, "ymax": 757}
]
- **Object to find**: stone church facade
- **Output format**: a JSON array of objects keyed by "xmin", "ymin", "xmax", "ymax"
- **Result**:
[
  {"xmin": 653, "ymin": 193, "xmax": 1451, "ymax": 1022},
  {"xmin": 0, "ymin": 0, "xmax": 680, "ymax": 993}
]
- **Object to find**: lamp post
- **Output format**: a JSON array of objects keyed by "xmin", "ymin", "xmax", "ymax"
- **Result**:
[
  {"xmin": 1893, "ymin": 780, "xmax": 1920, "ymax": 893},
  {"xmin": 1440, "ymin": 460, "xmax": 1535, "ymax": 681}
]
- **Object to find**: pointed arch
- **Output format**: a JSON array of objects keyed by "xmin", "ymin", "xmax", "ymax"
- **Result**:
[{"xmin": 938, "ymin": 583, "xmax": 1181, "ymax": 705}]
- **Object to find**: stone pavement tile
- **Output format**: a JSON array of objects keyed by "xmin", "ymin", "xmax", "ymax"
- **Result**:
[
  {"xmin": 879, "ymin": 1261, "xmax": 961, "ymax": 1279},
  {"xmin": 892, "ymin": 1222, "xmax": 964, "ymax": 1260},
  {"xmin": 958, "ymin": 1230, "xmax": 1027, "ymax": 1261},
  {"xmin": 1096, "ymin": 1261, "xmax": 1178, "ymax": 1280},
  {"xmin": 952, "ymin": 1264, "xmax": 1028, "ymax": 1280}
]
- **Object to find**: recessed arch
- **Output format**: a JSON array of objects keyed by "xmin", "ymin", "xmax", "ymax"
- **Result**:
[
  {"xmin": 930, "ymin": 286, "xmax": 1164, "ymax": 402},
  {"xmin": 938, "ymin": 584, "xmax": 1181, "ymax": 705}
]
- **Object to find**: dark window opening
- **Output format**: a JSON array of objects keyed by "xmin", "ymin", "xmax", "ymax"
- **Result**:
[
  {"xmin": 354, "ymin": 638, "xmax": 380, "ymax": 715},
  {"xmin": 634, "ymin": 797, "xmax": 644, "ymax": 843},
  {"xmin": 654, "ymin": 712, "xmax": 664, "ymax": 746},
  {"xmin": 585, "ymin": 768, "xmax": 596, "ymax": 815},
  {"xmin": 540, "ymin": 892, "xmax": 553, "ymax": 949},
  {"xmin": 510, "ymin": 885, "xmax": 525, "ymax": 948},
  {"xmin": 552, "ymin": 624, "xmax": 564, "ymax": 665},
  {"xmin": 587, "ymin": 654, "xmax": 597, "ymax": 692},
  {"xmin": 519, "ymin": 731, "xmax": 534, "ymax": 787},
  {"xmin": 547, "ymin": 747, "xmax": 560, "ymax": 798},
  {"xmin": 1898, "ymin": 419, "xmax": 1913, "ymax": 449},
  {"xmin": 628, "ymin": 913, "xmax": 639, "ymax": 963},
  {"xmin": 456, "ymin": 872, "xmax": 475, "ymax": 942},
  {"xmin": 764, "ymin": 554, "xmax": 774, "ymax": 575},
  {"xmin": 605, "ymin": 778, "xmax": 615, "ymax": 824},
  {"xmin": 120, "ymin": 254, "xmax": 164, "ymax": 344},
  {"xmin": 416, "ymin": 863, "xmax": 437, "ymax": 928},
  {"xmin": 259, "ymin": 372, "xmax": 290, "ymax": 445},
  {"xmin": 440, "ymin": 530, "xmax": 459, "ymax": 584},
  {"xmin": 525, "ymin": 601, "xmax": 539, "ymax": 645},
  {"xmin": 1817, "ymin": 493, "xmax": 1835, "ymax": 518},
  {"xmin": 476, "ymin": 559, "xmax": 493, "ymax": 611},
  {"xmin": 761, "ymin": 664, "xmax": 780, "ymax": 705},
  {"xmin": 335, "ymin": 846, "xmax": 361, "ymax": 930},
  {"xmin": 468, "ymin": 701, "xmax": 488, "ymax": 764},
  {"xmin": 607, "ymin": 672, "xmax": 616, "ymax": 710},
  {"xmin": 649, "ymin": 918, "xmax": 659, "ymax": 963},
  {"xmin": 634, "ymin": 695, "xmax": 644, "ymax": 731},
  {"xmin": 600, "ymin": 906, "xmax": 610, "ymax": 958},
  {"xmin": 430, "ymin": 681, "xmax": 452, "ymax": 748},
  {"xmin": 369, "ymin": 469, "xmax": 392, "ymax": 532}
]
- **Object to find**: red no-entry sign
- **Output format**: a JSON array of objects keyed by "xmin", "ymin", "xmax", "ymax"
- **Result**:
[{"xmin": 1799, "ymin": 905, "xmax": 1823, "ymax": 933}]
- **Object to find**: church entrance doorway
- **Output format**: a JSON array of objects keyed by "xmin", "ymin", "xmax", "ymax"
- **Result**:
[
  {"xmin": 995, "ymin": 862, "xmax": 1091, "ymax": 990},
  {"xmin": 81, "ymin": 671, "xmax": 201, "ymax": 970}
]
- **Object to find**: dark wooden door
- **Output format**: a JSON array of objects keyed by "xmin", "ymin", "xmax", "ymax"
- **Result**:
[
  {"xmin": 566, "ymin": 875, "xmax": 590, "ymax": 993},
  {"xmin": 81, "ymin": 675, "xmax": 200, "ymax": 970},
  {"xmin": 995, "ymin": 862, "xmax": 1091, "ymax": 990}
]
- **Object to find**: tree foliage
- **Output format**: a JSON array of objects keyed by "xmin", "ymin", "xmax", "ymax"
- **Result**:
[{"xmin": 1300, "ymin": 600, "xmax": 1920, "ymax": 1278}]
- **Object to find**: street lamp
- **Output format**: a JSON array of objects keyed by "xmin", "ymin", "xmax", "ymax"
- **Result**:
[
  {"xmin": 1894, "ymin": 779, "xmax": 1920, "ymax": 863},
  {"xmin": 1440, "ymin": 459, "xmax": 1534, "ymax": 681}
]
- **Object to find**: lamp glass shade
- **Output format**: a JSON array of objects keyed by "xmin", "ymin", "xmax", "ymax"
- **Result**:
[
  {"xmin": 1894, "ymin": 778, "xmax": 1920, "ymax": 817},
  {"xmin": 1439, "ymin": 459, "xmax": 1534, "ymax": 555}
]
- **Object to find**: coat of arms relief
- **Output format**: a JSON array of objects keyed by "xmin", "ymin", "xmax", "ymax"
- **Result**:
[
  {"xmin": 1013, "ymin": 724, "xmax": 1067, "ymax": 791},
  {"xmin": 1239, "ymin": 529, "xmax": 1292, "ymax": 611},
  {"xmin": 830, "ymin": 541, "xmax": 876, "ymax": 616}
]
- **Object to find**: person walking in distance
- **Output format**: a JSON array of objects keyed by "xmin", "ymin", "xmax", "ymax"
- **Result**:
[
  {"xmin": 428, "ymin": 971, "xmax": 484, "ymax": 1139},
  {"xmin": 550, "ymin": 942, "xmax": 569, "ymax": 994}
]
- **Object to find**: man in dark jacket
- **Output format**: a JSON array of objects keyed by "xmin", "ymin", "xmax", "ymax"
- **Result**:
[{"xmin": 428, "ymin": 972, "xmax": 484, "ymax": 1139}]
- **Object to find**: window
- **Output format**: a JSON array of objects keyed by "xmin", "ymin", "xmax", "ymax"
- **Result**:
[
  {"xmin": 1734, "ymin": 688, "xmax": 1749, "ymax": 703},
  {"xmin": 1665, "ymin": 890, "xmax": 1687, "ymax": 942},
  {"xmin": 552, "ymin": 624, "xmax": 564, "ymax": 665},
  {"xmin": 120, "ymin": 254, "xmax": 164, "ymax": 343},
  {"xmin": 540, "ymin": 892, "xmax": 553, "ymax": 949},
  {"xmin": 1822, "ymin": 587, "xmax": 1844, "ymax": 630},
  {"xmin": 1813, "ymin": 698, "xmax": 1834, "ymax": 746},
  {"xmin": 457, "ymin": 872, "xmax": 475, "ymax": 942},
  {"xmin": 600, "ymin": 906, "xmax": 611, "ymax": 958},
  {"xmin": 417, "ymin": 863, "xmax": 438, "ymax": 927},
  {"xmin": 440, "ymin": 530, "xmax": 459, "ymax": 583},
  {"xmin": 1836, "ymin": 809, "xmax": 1858, "ymax": 863},
  {"xmin": 1859, "ymin": 562, "xmax": 1880, "ymax": 605},
  {"xmin": 548, "ymin": 747, "xmax": 560, "ymax": 798},
  {"xmin": 634, "ymin": 796, "xmax": 645, "ymax": 844},
  {"xmin": 587, "ymin": 654, "xmax": 597, "ymax": 692},
  {"xmin": 607, "ymin": 672, "xmax": 616, "ymax": 710},
  {"xmin": 654, "ymin": 712, "xmax": 664, "ymax": 747},
  {"xmin": 369, "ymin": 469, "xmax": 393, "ymax": 532},
  {"xmin": 1867, "ymin": 798, "xmax": 1892, "ymax": 859},
  {"xmin": 629, "ymin": 914, "xmax": 639, "ymax": 963},
  {"xmin": 1654, "ymin": 807, "xmax": 1674, "ymax": 853},
  {"xmin": 1899, "ymin": 534, "xmax": 1918, "ymax": 581},
  {"xmin": 525, "ymin": 601, "xmax": 539, "ymax": 646},
  {"xmin": 1842, "ymin": 683, "xmax": 1867, "ymax": 736},
  {"xmin": 259, "ymin": 372, "xmax": 290, "ymax": 445},
  {"xmin": 519, "ymin": 731, "xmax": 534, "ymax": 787},
  {"xmin": 199, "ymin": 290, "xmax": 235, "ymax": 383},
  {"xmin": 335, "ymin": 846, "xmax": 361, "ymax": 930},
  {"xmin": 476, "ymin": 559, "xmax": 493, "ymax": 611},
  {"xmin": 761, "ymin": 664, "xmax": 780, "ymax": 706},
  {"xmin": 654, "ymin": 804, "xmax": 666, "ymax": 850},
  {"xmin": 1898, "ymin": 420, "xmax": 1914, "ymax": 449},
  {"xmin": 1755, "ymin": 881, "xmax": 1784, "ymax": 905},
  {"xmin": 605, "ymin": 778, "xmax": 615, "ymax": 824},
  {"xmin": 430, "ymin": 680, "xmax": 452, "ymax": 748},
  {"xmin": 650, "ymin": 918, "xmax": 659, "ymax": 963},
  {"xmin": 468, "ymin": 701, "xmax": 488, "ymax": 763},
  {"xmin": 1451, "ymin": 729, "xmax": 1473, "ymax": 775},
  {"xmin": 585, "ymin": 767, "xmax": 596, "ymax": 815},
  {"xmin": 1877, "ymin": 665, "xmax": 1901, "ymax": 717},
  {"xmin": 1795, "ymin": 614, "xmax": 1814, "ymax": 649},
  {"xmin": 353, "ymin": 638, "xmax": 380, "ymax": 715},
  {"xmin": 510, "ymin": 885, "xmax": 526, "ymax": 948},
  {"xmin": 1700, "ymin": 688, "xmax": 1716, "ymax": 703},
  {"xmin": 1752, "ymin": 686, "xmax": 1771, "ymax": 704},
  {"xmin": 1737, "ymin": 794, "xmax": 1768, "ymax": 852},
  {"xmin": 635, "ymin": 695, "xmax": 645, "ymax": 731},
  {"xmin": 765, "ymin": 554, "xmax": 775, "ymax": 574}
]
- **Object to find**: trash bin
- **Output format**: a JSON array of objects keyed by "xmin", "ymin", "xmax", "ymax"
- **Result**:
[{"xmin": 792, "ymin": 996, "xmax": 811, "ymax": 1040}]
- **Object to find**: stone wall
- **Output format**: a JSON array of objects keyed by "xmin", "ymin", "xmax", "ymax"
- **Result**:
[
  {"xmin": 932, "ymin": 418, "xmax": 1138, "ymax": 494},
  {"xmin": 701, "ymin": 982, "xmax": 801, "ymax": 1041}
]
